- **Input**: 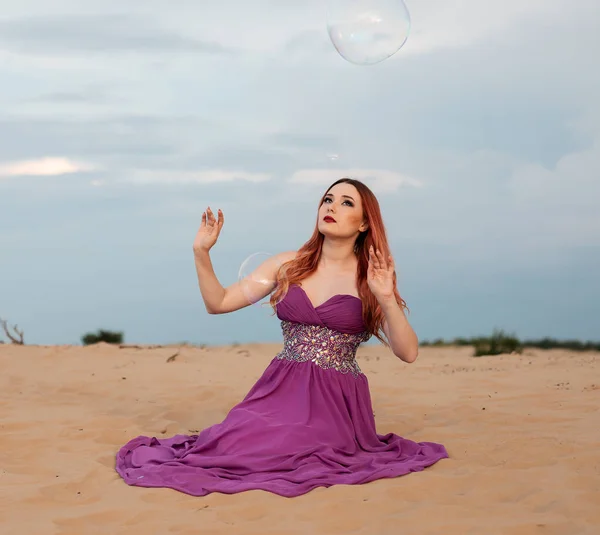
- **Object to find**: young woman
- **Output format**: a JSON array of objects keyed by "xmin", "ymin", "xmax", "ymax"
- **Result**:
[{"xmin": 116, "ymin": 178, "xmax": 448, "ymax": 497}]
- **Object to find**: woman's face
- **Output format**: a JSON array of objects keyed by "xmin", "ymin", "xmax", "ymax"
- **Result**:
[{"xmin": 317, "ymin": 182, "xmax": 368, "ymax": 239}]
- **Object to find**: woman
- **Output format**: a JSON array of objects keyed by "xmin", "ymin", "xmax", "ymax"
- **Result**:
[{"xmin": 116, "ymin": 178, "xmax": 448, "ymax": 497}]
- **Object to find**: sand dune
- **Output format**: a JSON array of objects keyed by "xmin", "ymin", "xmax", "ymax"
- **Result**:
[{"xmin": 1, "ymin": 342, "xmax": 598, "ymax": 535}]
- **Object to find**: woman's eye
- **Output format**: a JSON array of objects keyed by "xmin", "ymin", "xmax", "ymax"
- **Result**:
[{"xmin": 324, "ymin": 197, "xmax": 352, "ymax": 206}]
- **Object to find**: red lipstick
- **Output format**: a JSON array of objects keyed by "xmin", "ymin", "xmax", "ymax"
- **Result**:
[{"xmin": 323, "ymin": 216, "xmax": 336, "ymax": 223}]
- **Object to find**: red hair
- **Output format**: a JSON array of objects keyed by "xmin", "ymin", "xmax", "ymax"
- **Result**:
[{"xmin": 270, "ymin": 178, "xmax": 407, "ymax": 345}]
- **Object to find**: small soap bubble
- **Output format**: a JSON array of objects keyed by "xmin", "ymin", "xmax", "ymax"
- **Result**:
[{"xmin": 238, "ymin": 252, "xmax": 281, "ymax": 307}]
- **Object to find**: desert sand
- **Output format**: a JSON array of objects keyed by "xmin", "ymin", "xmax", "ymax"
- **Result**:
[{"xmin": 0, "ymin": 341, "xmax": 598, "ymax": 535}]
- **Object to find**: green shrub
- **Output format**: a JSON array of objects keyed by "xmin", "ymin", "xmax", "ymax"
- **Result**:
[
  {"xmin": 81, "ymin": 329, "xmax": 124, "ymax": 346},
  {"xmin": 418, "ymin": 332, "xmax": 599, "ymax": 354},
  {"xmin": 473, "ymin": 329, "xmax": 522, "ymax": 357}
]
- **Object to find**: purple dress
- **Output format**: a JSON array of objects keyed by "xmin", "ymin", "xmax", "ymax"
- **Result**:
[{"xmin": 115, "ymin": 285, "xmax": 448, "ymax": 497}]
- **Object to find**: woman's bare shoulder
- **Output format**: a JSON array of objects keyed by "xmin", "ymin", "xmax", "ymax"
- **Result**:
[{"xmin": 275, "ymin": 250, "xmax": 299, "ymax": 263}]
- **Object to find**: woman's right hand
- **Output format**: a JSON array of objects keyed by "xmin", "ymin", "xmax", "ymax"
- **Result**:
[{"xmin": 193, "ymin": 207, "xmax": 224, "ymax": 253}]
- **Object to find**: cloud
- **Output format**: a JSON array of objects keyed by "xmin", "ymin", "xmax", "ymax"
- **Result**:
[
  {"xmin": 124, "ymin": 169, "xmax": 272, "ymax": 185},
  {"xmin": 0, "ymin": 157, "xmax": 96, "ymax": 178},
  {"xmin": 0, "ymin": 13, "xmax": 234, "ymax": 56},
  {"xmin": 289, "ymin": 168, "xmax": 422, "ymax": 192},
  {"xmin": 0, "ymin": 0, "xmax": 565, "ymax": 65},
  {"xmin": 402, "ymin": 0, "xmax": 558, "ymax": 55},
  {"xmin": 0, "ymin": 1, "xmax": 596, "ymax": 245},
  {"xmin": 275, "ymin": 0, "xmax": 568, "ymax": 62},
  {"xmin": 0, "ymin": 114, "xmax": 210, "ymax": 162},
  {"xmin": 507, "ymin": 138, "xmax": 600, "ymax": 246},
  {"xmin": 21, "ymin": 86, "xmax": 115, "ymax": 105},
  {"xmin": 511, "ymin": 142, "xmax": 600, "ymax": 207}
]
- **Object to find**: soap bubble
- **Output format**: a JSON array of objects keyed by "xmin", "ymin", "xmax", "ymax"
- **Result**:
[
  {"xmin": 238, "ymin": 252, "xmax": 281, "ymax": 307},
  {"xmin": 324, "ymin": 136, "xmax": 347, "ymax": 167},
  {"xmin": 325, "ymin": 152, "xmax": 344, "ymax": 172},
  {"xmin": 326, "ymin": 0, "xmax": 411, "ymax": 66}
]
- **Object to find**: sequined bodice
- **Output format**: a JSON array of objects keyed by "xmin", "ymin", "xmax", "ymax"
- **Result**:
[{"xmin": 275, "ymin": 321, "xmax": 370, "ymax": 377}]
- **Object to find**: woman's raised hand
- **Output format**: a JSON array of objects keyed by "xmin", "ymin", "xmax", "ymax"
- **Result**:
[{"xmin": 193, "ymin": 207, "xmax": 224, "ymax": 253}]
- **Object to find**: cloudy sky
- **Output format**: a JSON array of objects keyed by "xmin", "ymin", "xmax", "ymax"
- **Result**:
[{"xmin": 1, "ymin": 0, "xmax": 598, "ymax": 347}]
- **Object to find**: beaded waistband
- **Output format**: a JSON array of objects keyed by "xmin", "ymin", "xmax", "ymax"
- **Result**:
[{"xmin": 274, "ymin": 321, "xmax": 370, "ymax": 377}]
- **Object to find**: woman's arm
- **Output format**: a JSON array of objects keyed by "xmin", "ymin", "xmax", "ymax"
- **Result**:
[
  {"xmin": 381, "ymin": 298, "xmax": 419, "ymax": 363},
  {"xmin": 366, "ymin": 246, "xmax": 419, "ymax": 363},
  {"xmin": 192, "ymin": 207, "xmax": 296, "ymax": 314},
  {"xmin": 194, "ymin": 250, "xmax": 296, "ymax": 314}
]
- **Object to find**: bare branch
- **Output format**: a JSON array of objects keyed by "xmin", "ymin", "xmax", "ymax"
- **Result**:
[
  {"xmin": 0, "ymin": 318, "xmax": 25, "ymax": 345},
  {"xmin": 166, "ymin": 350, "xmax": 180, "ymax": 363}
]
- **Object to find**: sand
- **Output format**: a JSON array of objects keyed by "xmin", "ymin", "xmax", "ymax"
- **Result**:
[{"xmin": 0, "ymin": 341, "xmax": 598, "ymax": 535}]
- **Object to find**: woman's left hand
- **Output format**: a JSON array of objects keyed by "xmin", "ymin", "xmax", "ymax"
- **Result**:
[{"xmin": 367, "ymin": 246, "xmax": 395, "ymax": 301}]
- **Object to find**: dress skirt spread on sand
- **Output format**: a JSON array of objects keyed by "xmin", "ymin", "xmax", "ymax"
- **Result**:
[{"xmin": 115, "ymin": 285, "xmax": 448, "ymax": 497}]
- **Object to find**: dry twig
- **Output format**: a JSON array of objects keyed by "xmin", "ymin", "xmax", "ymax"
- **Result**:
[
  {"xmin": 166, "ymin": 350, "xmax": 180, "ymax": 363},
  {"xmin": 0, "ymin": 318, "xmax": 25, "ymax": 344}
]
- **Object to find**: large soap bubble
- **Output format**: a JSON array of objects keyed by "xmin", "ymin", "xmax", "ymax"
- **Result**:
[{"xmin": 326, "ymin": 0, "xmax": 411, "ymax": 66}]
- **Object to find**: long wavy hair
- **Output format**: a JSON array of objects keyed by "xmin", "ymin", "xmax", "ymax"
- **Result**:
[{"xmin": 270, "ymin": 178, "xmax": 407, "ymax": 344}]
